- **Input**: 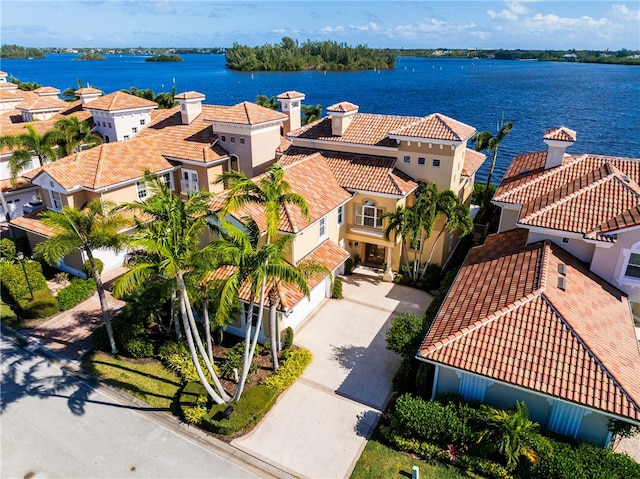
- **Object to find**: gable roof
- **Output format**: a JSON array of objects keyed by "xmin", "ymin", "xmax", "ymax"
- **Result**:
[
  {"xmin": 83, "ymin": 91, "xmax": 158, "ymax": 111},
  {"xmin": 462, "ymin": 148, "xmax": 486, "ymax": 177},
  {"xmin": 277, "ymin": 91, "xmax": 304, "ymax": 100},
  {"xmin": 389, "ymin": 113, "xmax": 476, "ymax": 142},
  {"xmin": 544, "ymin": 126, "xmax": 576, "ymax": 142},
  {"xmin": 280, "ymin": 147, "xmax": 417, "ymax": 196},
  {"xmin": 327, "ymin": 101, "xmax": 359, "ymax": 113},
  {"xmin": 494, "ymin": 153, "xmax": 640, "ymax": 240},
  {"xmin": 419, "ymin": 228, "xmax": 640, "ymax": 422},
  {"xmin": 202, "ymin": 101, "xmax": 287, "ymax": 125}
]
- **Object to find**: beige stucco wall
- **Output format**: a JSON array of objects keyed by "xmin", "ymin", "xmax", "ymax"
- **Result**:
[
  {"xmin": 498, "ymin": 206, "xmax": 521, "ymax": 233},
  {"xmin": 396, "ymin": 141, "xmax": 467, "ymax": 192},
  {"xmin": 101, "ymin": 183, "xmax": 140, "ymax": 204},
  {"xmin": 527, "ymin": 231, "xmax": 596, "ymax": 264},
  {"xmin": 591, "ymin": 229, "xmax": 640, "ymax": 304}
]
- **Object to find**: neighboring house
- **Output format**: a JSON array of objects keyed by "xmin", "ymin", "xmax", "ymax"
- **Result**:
[{"xmin": 417, "ymin": 127, "xmax": 640, "ymax": 446}]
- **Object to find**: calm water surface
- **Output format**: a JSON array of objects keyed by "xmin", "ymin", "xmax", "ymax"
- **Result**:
[{"xmin": 2, "ymin": 54, "xmax": 638, "ymax": 184}]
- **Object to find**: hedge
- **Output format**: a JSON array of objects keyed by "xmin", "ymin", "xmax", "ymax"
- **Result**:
[
  {"xmin": 92, "ymin": 309, "xmax": 156, "ymax": 358},
  {"xmin": 57, "ymin": 278, "xmax": 96, "ymax": 311},
  {"xmin": 0, "ymin": 260, "xmax": 48, "ymax": 302},
  {"xmin": 262, "ymin": 348, "xmax": 312, "ymax": 392},
  {"xmin": 17, "ymin": 289, "xmax": 59, "ymax": 319}
]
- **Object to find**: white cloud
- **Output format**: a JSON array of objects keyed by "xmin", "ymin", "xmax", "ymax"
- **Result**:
[
  {"xmin": 152, "ymin": 1, "xmax": 175, "ymax": 15},
  {"xmin": 610, "ymin": 4, "xmax": 640, "ymax": 21},
  {"xmin": 506, "ymin": 1, "xmax": 532, "ymax": 16},
  {"xmin": 487, "ymin": 9, "xmax": 518, "ymax": 21}
]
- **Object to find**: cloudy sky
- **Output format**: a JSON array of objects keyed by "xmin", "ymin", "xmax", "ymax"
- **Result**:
[{"xmin": 2, "ymin": 1, "xmax": 639, "ymax": 50}]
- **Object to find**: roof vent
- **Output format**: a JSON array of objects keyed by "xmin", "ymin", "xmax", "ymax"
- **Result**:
[
  {"xmin": 621, "ymin": 174, "xmax": 630, "ymax": 183},
  {"xmin": 558, "ymin": 263, "xmax": 566, "ymax": 276},
  {"xmin": 557, "ymin": 277, "xmax": 567, "ymax": 290}
]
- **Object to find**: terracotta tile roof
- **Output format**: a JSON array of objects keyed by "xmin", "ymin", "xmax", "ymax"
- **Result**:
[
  {"xmin": 220, "ymin": 152, "xmax": 351, "ymax": 234},
  {"xmin": 75, "ymin": 87, "xmax": 102, "ymax": 95},
  {"xmin": 390, "ymin": 113, "xmax": 476, "ymax": 141},
  {"xmin": 462, "ymin": 148, "xmax": 486, "ymax": 176},
  {"xmin": 289, "ymin": 113, "xmax": 423, "ymax": 147},
  {"xmin": 175, "ymin": 91, "xmax": 205, "ymax": 100},
  {"xmin": 34, "ymin": 86, "xmax": 60, "ymax": 95},
  {"xmin": 32, "ymin": 135, "xmax": 174, "ymax": 190},
  {"xmin": 0, "ymin": 82, "xmax": 18, "ymax": 91},
  {"xmin": 419, "ymin": 229, "xmax": 640, "ymax": 422},
  {"xmin": 327, "ymin": 101, "xmax": 359, "ymax": 113},
  {"xmin": 139, "ymin": 106, "xmax": 228, "ymax": 164},
  {"xmin": 202, "ymin": 101, "xmax": 287, "ymax": 125},
  {"xmin": 17, "ymin": 95, "xmax": 67, "ymax": 112},
  {"xmin": 0, "ymin": 177, "xmax": 36, "ymax": 193},
  {"xmin": 544, "ymin": 126, "xmax": 576, "ymax": 142},
  {"xmin": 205, "ymin": 239, "xmax": 348, "ymax": 311},
  {"xmin": 0, "ymin": 89, "xmax": 25, "ymax": 101},
  {"xmin": 10, "ymin": 212, "xmax": 56, "ymax": 237},
  {"xmin": 276, "ymin": 91, "xmax": 305, "ymax": 100},
  {"xmin": 494, "ymin": 154, "xmax": 640, "ymax": 240},
  {"xmin": 277, "ymin": 136, "xmax": 292, "ymax": 153},
  {"xmin": 84, "ymin": 91, "xmax": 158, "ymax": 111}
]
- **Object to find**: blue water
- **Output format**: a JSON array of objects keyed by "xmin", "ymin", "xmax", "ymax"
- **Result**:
[{"xmin": 2, "ymin": 54, "xmax": 639, "ymax": 184}]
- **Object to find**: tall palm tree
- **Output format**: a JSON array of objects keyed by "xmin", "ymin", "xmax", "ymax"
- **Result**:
[
  {"xmin": 470, "ymin": 121, "xmax": 514, "ymax": 195},
  {"xmin": 54, "ymin": 116, "xmax": 102, "ymax": 156},
  {"xmin": 35, "ymin": 199, "xmax": 128, "ymax": 354},
  {"xmin": 255, "ymin": 95, "xmax": 281, "ymax": 110},
  {"xmin": 211, "ymin": 218, "xmax": 314, "ymax": 399},
  {"xmin": 301, "ymin": 104, "xmax": 322, "ymax": 125},
  {"xmin": 214, "ymin": 163, "xmax": 309, "ymax": 371},
  {"xmin": 381, "ymin": 206, "xmax": 415, "ymax": 276},
  {"xmin": 114, "ymin": 175, "xmax": 231, "ymax": 404},
  {"xmin": 476, "ymin": 401, "xmax": 552, "ymax": 471},
  {"xmin": 0, "ymin": 124, "xmax": 61, "ymax": 186}
]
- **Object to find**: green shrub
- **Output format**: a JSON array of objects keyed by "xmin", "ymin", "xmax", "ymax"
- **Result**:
[
  {"xmin": 157, "ymin": 341, "xmax": 218, "ymax": 381},
  {"xmin": 392, "ymin": 356, "xmax": 420, "ymax": 394},
  {"xmin": 18, "ymin": 289, "xmax": 59, "ymax": 319},
  {"xmin": 418, "ymin": 263, "xmax": 442, "ymax": 291},
  {"xmin": 91, "ymin": 323, "xmax": 111, "ymax": 351},
  {"xmin": 83, "ymin": 258, "xmax": 104, "ymax": 277},
  {"xmin": 283, "ymin": 326, "xmax": 294, "ymax": 350},
  {"xmin": 344, "ymin": 257, "xmax": 354, "ymax": 275},
  {"xmin": 220, "ymin": 344, "xmax": 244, "ymax": 379},
  {"xmin": 0, "ymin": 260, "xmax": 48, "ymax": 302},
  {"xmin": 57, "ymin": 278, "xmax": 96, "ymax": 311},
  {"xmin": 415, "ymin": 362, "xmax": 433, "ymax": 399},
  {"xmin": 386, "ymin": 311, "xmax": 424, "ymax": 358},
  {"xmin": 332, "ymin": 278, "xmax": 343, "ymax": 299},
  {"xmin": 262, "ymin": 348, "xmax": 312, "ymax": 392},
  {"xmin": 182, "ymin": 394, "xmax": 208, "ymax": 425},
  {"xmin": 200, "ymin": 385, "xmax": 277, "ymax": 435},
  {"xmin": 122, "ymin": 337, "xmax": 155, "ymax": 358},
  {"xmin": 0, "ymin": 239, "xmax": 16, "ymax": 260}
]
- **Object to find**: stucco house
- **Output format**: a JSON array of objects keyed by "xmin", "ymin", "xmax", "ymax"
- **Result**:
[{"xmin": 417, "ymin": 127, "xmax": 640, "ymax": 446}]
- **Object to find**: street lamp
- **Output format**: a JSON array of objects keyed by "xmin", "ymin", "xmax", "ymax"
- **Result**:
[{"xmin": 16, "ymin": 251, "xmax": 34, "ymax": 300}]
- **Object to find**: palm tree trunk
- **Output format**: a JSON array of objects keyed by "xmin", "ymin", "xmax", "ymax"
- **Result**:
[
  {"xmin": 178, "ymin": 275, "xmax": 230, "ymax": 402},
  {"xmin": 234, "ymin": 276, "xmax": 267, "ymax": 401},
  {"xmin": 86, "ymin": 249, "xmax": 118, "ymax": 354},
  {"xmin": 420, "ymin": 230, "xmax": 445, "ymax": 281},
  {"xmin": 169, "ymin": 287, "xmax": 182, "ymax": 340},
  {"xmin": 202, "ymin": 289, "xmax": 214, "ymax": 364},
  {"xmin": 268, "ymin": 287, "xmax": 279, "ymax": 372},
  {"xmin": 484, "ymin": 149, "xmax": 500, "ymax": 193},
  {"xmin": 179, "ymin": 294, "xmax": 225, "ymax": 405}
]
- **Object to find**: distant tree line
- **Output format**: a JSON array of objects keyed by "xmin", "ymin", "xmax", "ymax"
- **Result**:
[
  {"xmin": 145, "ymin": 54, "xmax": 183, "ymax": 62},
  {"xmin": 0, "ymin": 44, "xmax": 46, "ymax": 59},
  {"xmin": 226, "ymin": 37, "xmax": 396, "ymax": 71},
  {"xmin": 75, "ymin": 52, "xmax": 106, "ymax": 61}
]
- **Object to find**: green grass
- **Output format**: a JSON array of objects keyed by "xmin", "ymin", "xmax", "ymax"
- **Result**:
[
  {"xmin": 81, "ymin": 351, "xmax": 183, "ymax": 413},
  {"xmin": 351, "ymin": 432, "xmax": 477, "ymax": 479}
]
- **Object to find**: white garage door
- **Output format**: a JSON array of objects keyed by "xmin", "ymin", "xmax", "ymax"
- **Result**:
[{"xmin": 285, "ymin": 277, "xmax": 329, "ymax": 332}]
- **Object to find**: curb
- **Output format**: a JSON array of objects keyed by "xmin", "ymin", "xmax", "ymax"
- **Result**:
[{"xmin": 0, "ymin": 323, "xmax": 295, "ymax": 479}]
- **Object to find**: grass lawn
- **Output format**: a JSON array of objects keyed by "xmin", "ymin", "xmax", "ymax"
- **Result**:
[
  {"xmin": 0, "ymin": 301, "xmax": 18, "ymax": 326},
  {"xmin": 350, "ymin": 432, "xmax": 478, "ymax": 479},
  {"xmin": 81, "ymin": 351, "xmax": 182, "ymax": 413}
]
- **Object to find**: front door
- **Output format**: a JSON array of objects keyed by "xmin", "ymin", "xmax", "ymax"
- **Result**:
[{"xmin": 365, "ymin": 243, "xmax": 385, "ymax": 266}]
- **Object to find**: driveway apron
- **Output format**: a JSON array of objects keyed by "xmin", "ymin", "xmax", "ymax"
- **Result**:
[{"xmin": 232, "ymin": 274, "xmax": 432, "ymax": 479}]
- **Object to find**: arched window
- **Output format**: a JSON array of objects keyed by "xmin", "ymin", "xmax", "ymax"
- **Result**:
[
  {"xmin": 104, "ymin": 135, "xmax": 110, "ymax": 143},
  {"xmin": 354, "ymin": 199, "xmax": 383, "ymax": 229}
]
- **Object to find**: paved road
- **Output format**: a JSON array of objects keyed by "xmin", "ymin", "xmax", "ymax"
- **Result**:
[{"xmin": 0, "ymin": 334, "xmax": 260, "ymax": 479}]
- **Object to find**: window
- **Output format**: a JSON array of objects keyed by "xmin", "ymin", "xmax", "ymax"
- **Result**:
[
  {"xmin": 245, "ymin": 304, "xmax": 260, "ymax": 327},
  {"xmin": 292, "ymin": 101, "xmax": 299, "ymax": 107},
  {"xmin": 355, "ymin": 200, "xmax": 383, "ymax": 229},
  {"xmin": 319, "ymin": 217, "xmax": 327, "ymax": 239},
  {"xmin": 625, "ymin": 253, "xmax": 640, "ymax": 279},
  {"xmin": 403, "ymin": 155, "xmax": 411, "ymax": 163},
  {"xmin": 108, "ymin": 122, "xmax": 112, "ymax": 128},
  {"xmin": 221, "ymin": 135, "xmax": 226, "ymax": 142},
  {"xmin": 159, "ymin": 172, "xmax": 173, "ymax": 190},
  {"xmin": 140, "ymin": 119, "xmax": 146, "ymax": 126},
  {"xmin": 136, "ymin": 180, "xmax": 147, "ymax": 200},
  {"xmin": 240, "ymin": 138, "xmax": 245, "ymax": 144},
  {"xmin": 561, "ymin": 237, "xmax": 570, "ymax": 244},
  {"xmin": 231, "ymin": 137, "xmax": 236, "ymax": 143},
  {"xmin": 132, "ymin": 127, "xmax": 138, "ymax": 134},
  {"xmin": 51, "ymin": 190, "xmax": 63, "ymax": 210},
  {"xmin": 418, "ymin": 157, "xmax": 426, "ymax": 165},
  {"xmin": 432, "ymin": 159, "xmax": 441, "ymax": 167},
  {"xmin": 337, "ymin": 205, "xmax": 344, "ymax": 226},
  {"xmin": 124, "ymin": 135, "xmax": 130, "ymax": 140}
]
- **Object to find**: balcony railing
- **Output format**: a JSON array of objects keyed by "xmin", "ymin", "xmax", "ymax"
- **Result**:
[{"xmin": 181, "ymin": 179, "xmax": 199, "ymax": 195}]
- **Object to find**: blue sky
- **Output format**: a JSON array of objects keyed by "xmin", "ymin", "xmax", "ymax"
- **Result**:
[{"xmin": 1, "ymin": 1, "xmax": 639, "ymax": 50}]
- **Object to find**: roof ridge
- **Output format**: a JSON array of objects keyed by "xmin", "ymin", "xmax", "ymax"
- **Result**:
[
  {"xmin": 281, "ymin": 201, "xmax": 298, "ymax": 233},
  {"xmin": 608, "ymin": 162, "xmax": 640, "ymax": 197},
  {"xmin": 495, "ymin": 153, "xmax": 589, "ymax": 202},
  {"xmin": 92, "ymin": 146, "xmax": 107, "ymax": 189},
  {"xmin": 519, "ymin": 165, "xmax": 613, "ymax": 224},
  {"xmin": 540, "ymin": 292, "xmax": 640, "ymax": 415},
  {"xmin": 424, "ymin": 290, "xmax": 543, "ymax": 355}
]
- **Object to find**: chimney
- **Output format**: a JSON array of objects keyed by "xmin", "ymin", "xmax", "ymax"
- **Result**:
[
  {"xmin": 326, "ymin": 101, "xmax": 359, "ymax": 136},
  {"xmin": 34, "ymin": 86, "xmax": 61, "ymax": 98},
  {"xmin": 175, "ymin": 91, "xmax": 205, "ymax": 125},
  {"xmin": 277, "ymin": 90, "xmax": 304, "ymax": 134},
  {"xmin": 543, "ymin": 126, "xmax": 576, "ymax": 169},
  {"xmin": 75, "ymin": 87, "xmax": 103, "ymax": 105}
]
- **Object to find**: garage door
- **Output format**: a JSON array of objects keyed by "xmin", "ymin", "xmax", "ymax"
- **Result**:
[{"xmin": 285, "ymin": 277, "xmax": 329, "ymax": 332}]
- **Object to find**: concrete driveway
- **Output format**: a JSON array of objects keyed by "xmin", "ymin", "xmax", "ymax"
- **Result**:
[{"xmin": 232, "ymin": 273, "xmax": 432, "ymax": 479}]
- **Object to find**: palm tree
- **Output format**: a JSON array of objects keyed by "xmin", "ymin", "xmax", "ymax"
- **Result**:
[
  {"xmin": 122, "ymin": 86, "xmax": 155, "ymax": 101},
  {"xmin": 255, "ymin": 95, "xmax": 281, "ymax": 111},
  {"xmin": 114, "ymin": 175, "xmax": 231, "ymax": 404},
  {"xmin": 476, "ymin": 401, "xmax": 552, "ymax": 471},
  {"xmin": 54, "ymin": 116, "xmax": 102, "ymax": 156},
  {"xmin": 301, "ymin": 104, "xmax": 322, "ymax": 125},
  {"xmin": 0, "ymin": 124, "xmax": 61, "ymax": 185},
  {"xmin": 381, "ymin": 206, "xmax": 415, "ymax": 277},
  {"xmin": 214, "ymin": 163, "xmax": 309, "ymax": 371},
  {"xmin": 470, "ymin": 121, "xmax": 514, "ymax": 196},
  {"xmin": 35, "ymin": 199, "xmax": 128, "ymax": 354}
]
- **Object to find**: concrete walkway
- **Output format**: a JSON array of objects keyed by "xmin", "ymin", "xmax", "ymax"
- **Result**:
[{"xmin": 232, "ymin": 274, "xmax": 432, "ymax": 479}]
